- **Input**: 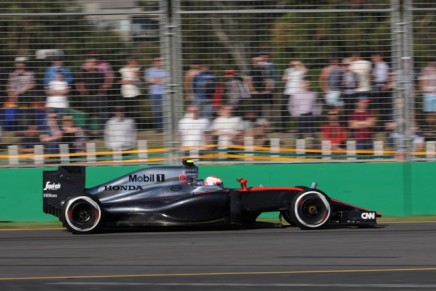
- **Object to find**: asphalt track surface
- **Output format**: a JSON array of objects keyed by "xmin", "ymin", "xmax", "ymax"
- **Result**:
[{"xmin": 1, "ymin": 222, "xmax": 436, "ymax": 291}]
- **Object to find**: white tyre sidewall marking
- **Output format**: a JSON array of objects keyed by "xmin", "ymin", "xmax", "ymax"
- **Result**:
[
  {"xmin": 65, "ymin": 196, "xmax": 101, "ymax": 233},
  {"xmin": 294, "ymin": 191, "xmax": 331, "ymax": 228}
]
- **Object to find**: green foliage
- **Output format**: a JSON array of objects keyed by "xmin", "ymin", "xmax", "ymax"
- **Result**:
[
  {"xmin": 0, "ymin": 0, "xmax": 121, "ymax": 66},
  {"xmin": 413, "ymin": 12, "xmax": 436, "ymax": 67},
  {"xmin": 271, "ymin": 10, "xmax": 390, "ymax": 70}
]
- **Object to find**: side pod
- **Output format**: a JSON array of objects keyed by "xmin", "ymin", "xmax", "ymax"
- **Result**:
[{"xmin": 42, "ymin": 166, "xmax": 86, "ymax": 218}]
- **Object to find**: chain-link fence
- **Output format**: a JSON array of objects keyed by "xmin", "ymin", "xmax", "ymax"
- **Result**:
[{"xmin": 0, "ymin": 0, "xmax": 434, "ymax": 166}]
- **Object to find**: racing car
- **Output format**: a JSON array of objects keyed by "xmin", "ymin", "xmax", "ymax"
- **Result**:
[{"xmin": 42, "ymin": 160, "xmax": 381, "ymax": 234}]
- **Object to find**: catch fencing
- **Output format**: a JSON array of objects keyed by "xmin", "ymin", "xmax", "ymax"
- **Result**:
[{"xmin": 0, "ymin": 0, "xmax": 434, "ymax": 166}]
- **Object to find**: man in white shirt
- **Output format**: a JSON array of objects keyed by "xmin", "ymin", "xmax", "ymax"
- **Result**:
[
  {"xmin": 104, "ymin": 107, "xmax": 136, "ymax": 151},
  {"xmin": 178, "ymin": 105, "xmax": 211, "ymax": 148},
  {"xmin": 46, "ymin": 71, "xmax": 69, "ymax": 113},
  {"xmin": 350, "ymin": 52, "xmax": 372, "ymax": 98},
  {"xmin": 288, "ymin": 78, "xmax": 322, "ymax": 139},
  {"xmin": 211, "ymin": 105, "xmax": 243, "ymax": 146}
]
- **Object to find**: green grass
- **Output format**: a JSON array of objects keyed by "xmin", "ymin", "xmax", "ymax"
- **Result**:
[
  {"xmin": 378, "ymin": 215, "xmax": 436, "ymax": 223},
  {"xmin": 0, "ymin": 221, "xmax": 62, "ymax": 229}
]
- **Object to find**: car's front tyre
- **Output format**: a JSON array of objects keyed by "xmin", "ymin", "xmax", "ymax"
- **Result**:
[
  {"xmin": 289, "ymin": 190, "xmax": 331, "ymax": 230},
  {"xmin": 61, "ymin": 196, "xmax": 102, "ymax": 234}
]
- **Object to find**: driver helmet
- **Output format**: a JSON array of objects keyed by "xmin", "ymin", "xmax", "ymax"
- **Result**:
[{"xmin": 204, "ymin": 176, "xmax": 223, "ymax": 186}]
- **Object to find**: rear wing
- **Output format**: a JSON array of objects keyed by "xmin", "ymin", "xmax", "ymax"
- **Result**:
[{"xmin": 43, "ymin": 166, "xmax": 86, "ymax": 218}]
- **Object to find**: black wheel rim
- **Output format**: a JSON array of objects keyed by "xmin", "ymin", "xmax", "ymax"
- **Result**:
[
  {"xmin": 68, "ymin": 201, "xmax": 97, "ymax": 229},
  {"xmin": 297, "ymin": 194, "xmax": 329, "ymax": 226}
]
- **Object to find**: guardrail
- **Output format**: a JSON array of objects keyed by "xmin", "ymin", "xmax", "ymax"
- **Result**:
[{"xmin": 2, "ymin": 137, "xmax": 436, "ymax": 166}]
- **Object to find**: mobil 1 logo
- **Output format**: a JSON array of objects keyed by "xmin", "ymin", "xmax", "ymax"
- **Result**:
[{"xmin": 129, "ymin": 174, "xmax": 165, "ymax": 183}]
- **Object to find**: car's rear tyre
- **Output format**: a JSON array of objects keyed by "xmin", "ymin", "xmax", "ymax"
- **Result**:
[
  {"xmin": 289, "ymin": 190, "xmax": 331, "ymax": 230},
  {"xmin": 62, "ymin": 196, "xmax": 102, "ymax": 234}
]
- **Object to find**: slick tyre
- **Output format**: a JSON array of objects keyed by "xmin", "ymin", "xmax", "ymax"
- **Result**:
[
  {"xmin": 62, "ymin": 196, "xmax": 102, "ymax": 234},
  {"xmin": 290, "ymin": 190, "xmax": 331, "ymax": 230},
  {"xmin": 280, "ymin": 186, "xmax": 308, "ymax": 226}
]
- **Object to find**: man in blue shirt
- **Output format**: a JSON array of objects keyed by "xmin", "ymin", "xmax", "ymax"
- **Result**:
[
  {"xmin": 192, "ymin": 65, "xmax": 216, "ymax": 120},
  {"xmin": 44, "ymin": 56, "xmax": 73, "ymax": 89},
  {"xmin": 145, "ymin": 56, "xmax": 167, "ymax": 130}
]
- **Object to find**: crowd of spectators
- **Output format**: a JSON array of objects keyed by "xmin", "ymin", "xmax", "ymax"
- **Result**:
[
  {"xmin": 0, "ymin": 52, "xmax": 168, "ymax": 156},
  {"xmin": 0, "ymin": 50, "xmax": 435, "ymax": 157},
  {"xmin": 179, "ymin": 52, "xmax": 435, "ymax": 153}
]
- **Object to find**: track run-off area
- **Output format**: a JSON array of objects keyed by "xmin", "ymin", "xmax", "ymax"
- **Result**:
[{"xmin": 1, "ymin": 222, "xmax": 436, "ymax": 291}]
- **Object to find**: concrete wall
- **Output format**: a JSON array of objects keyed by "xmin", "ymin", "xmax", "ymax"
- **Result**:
[{"xmin": 1, "ymin": 162, "xmax": 434, "ymax": 222}]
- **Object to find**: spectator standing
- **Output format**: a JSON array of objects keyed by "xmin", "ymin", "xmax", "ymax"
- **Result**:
[
  {"xmin": 282, "ymin": 60, "xmax": 307, "ymax": 128},
  {"xmin": 7, "ymin": 57, "xmax": 36, "ymax": 126},
  {"xmin": 61, "ymin": 114, "xmax": 86, "ymax": 153},
  {"xmin": 348, "ymin": 97, "xmax": 376, "ymax": 151},
  {"xmin": 7, "ymin": 57, "xmax": 36, "ymax": 106},
  {"xmin": 419, "ymin": 58, "xmax": 436, "ymax": 135},
  {"xmin": 76, "ymin": 55, "xmax": 106, "ymax": 132},
  {"xmin": 247, "ymin": 56, "xmax": 273, "ymax": 118},
  {"xmin": 0, "ymin": 67, "xmax": 9, "ymax": 109},
  {"xmin": 223, "ymin": 69, "xmax": 251, "ymax": 115},
  {"xmin": 371, "ymin": 53, "xmax": 390, "ymax": 94},
  {"xmin": 260, "ymin": 51, "xmax": 279, "ymax": 86},
  {"xmin": 119, "ymin": 58, "xmax": 142, "ymax": 120},
  {"xmin": 349, "ymin": 52, "xmax": 372, "ymax": 99},
  {"xmin": 178, "ymin": 105, "xmax": 211, "ymax": 149},
  {"xmin": 371, "ymin": 53, "xmax": 391, "ymax": 130},
  {"xmin": 184, "ymin": 64, "xmax": 200, "ymax": 103},
  {"xmin": 211, "ymin": 105, "xmax": 243, "ymax": 146},
  {"xmin": 46, "ymin": 71, "xmax": 69, "ymax": 116},
  {"xmin": 319, "ymin": 57, "xmax": 344, "ymax": 108},
  {"xmin": 44, "ymin": 56, "xmax": 73, "ymax": 89},
  {"xmin": 288, "ymin": 78, "xmax": 322, "ymax": 139},
  {"xmin": 341, "ymin": 58, "xmax": 360, "ymax": 122},
  {"xmin": 192, "ymin": 65, "xmax": 216, "ymax": 119},
  {"xmin": 93, "ymin": 52, "xmax": 115, "ymax": 105},
  {"xmin": 321, "ymin": 110, "xmax": 347, "ymax": 151},
  {"xmin": 104, "ymin": 107, "xmax": 137, "ymax": 151},
  {"xmin": 259, "ymin": 51, "xmax": 279, "ymax": 121},
  {"xmin": 145, "ymin": 56, "xmax": 167, "ymax": 131},
  {"xmin": 40, "ymin": 111, "xmax": 63, "ymax": 154},
  {"xmin": 283, "ymin": 60, "xmax": 307, "ymax": 97}
]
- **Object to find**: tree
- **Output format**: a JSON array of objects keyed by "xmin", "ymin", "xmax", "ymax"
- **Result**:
[
  {"xmin": 180, "ymin": 1, "xmax": 285, "ymax": 73},
  {"xmin": 0, "ymin": 0, "xmax": 122, "ymax": 68}
]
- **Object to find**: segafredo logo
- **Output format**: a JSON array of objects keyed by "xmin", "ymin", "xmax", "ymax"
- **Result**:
[
  {"xmin": 361, "ymin": 212, "xmax": 376, "ymax": 220},
  {"xmin": 43, "ymin": 181, "xmax": 61, "ymax": 191},
  {"xmin": 129, "ymin": 174, "xmax": 165, "ymax": 183}
]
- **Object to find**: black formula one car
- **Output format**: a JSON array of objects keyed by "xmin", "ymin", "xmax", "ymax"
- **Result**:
[{"xmin": 43, "ymin": 160, "xmax": 381, "ymax": 234}]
